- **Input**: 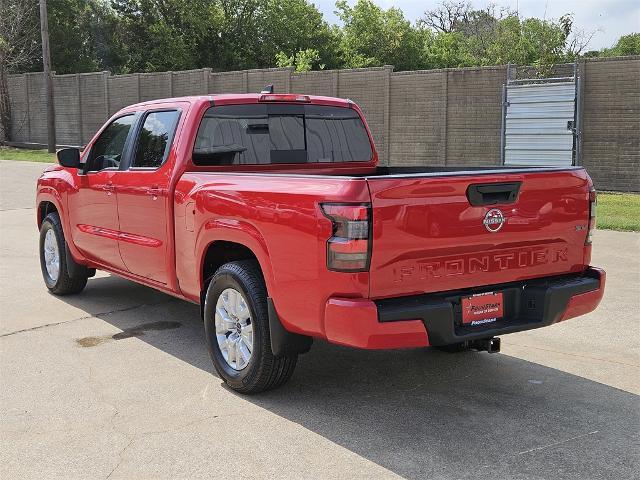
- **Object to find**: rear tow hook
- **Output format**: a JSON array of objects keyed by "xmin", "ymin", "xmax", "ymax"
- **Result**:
[{"xmin": 470, "ymin": 337, "xmax": 501, "ymax": 353}]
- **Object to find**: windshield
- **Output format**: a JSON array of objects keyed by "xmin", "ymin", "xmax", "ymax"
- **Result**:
[{"xmin": 193, "ymin": 104, "xmax": 372, "ymax": 165}]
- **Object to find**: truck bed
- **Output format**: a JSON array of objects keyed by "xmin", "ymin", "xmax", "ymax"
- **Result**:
[
  {"xmin": 354, "ymin": 165, "xmax": 583, "ymax": 178},
  {"xmin": 185, "ymin": 164, "xmax": 583, "ymax": 180}
]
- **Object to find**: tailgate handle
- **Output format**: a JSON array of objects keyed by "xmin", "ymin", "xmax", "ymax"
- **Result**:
[{"xmin": 466, "ymin": 182, "xmax": 521, "ymax": 206}]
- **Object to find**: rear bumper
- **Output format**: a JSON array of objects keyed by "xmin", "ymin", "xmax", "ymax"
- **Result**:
[{"xmin": 323, "ymin": 267, "xmax": 605, "ymax": 349}]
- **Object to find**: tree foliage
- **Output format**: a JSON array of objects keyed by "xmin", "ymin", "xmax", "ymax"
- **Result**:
[
  {"xmin": 0, "ymin": 0, "xmax": 637, "ymax": 76},
  {"xmin": 0, "ymin": 0, "xmax": 41, "ymax": 138},
  {"xmin": 598, "ymin": 33, "xmax": 640, "ymax": 57},
  {"xmin": 275, "ymin": 49, "xmax": 323, "ymax": 72},
  {"xmin": 336, "ymin": 0, "xmax": 423, "ymax": 71},
  {"xmin": 50, "ymin": 0, "xmax": 127, "ymax": 74}
]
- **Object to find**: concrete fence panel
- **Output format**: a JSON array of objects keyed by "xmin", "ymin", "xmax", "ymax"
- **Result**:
[
  {"xmin": 139, "ymin": 72, "xmax": 171, "ymax": 102},
  {"xmin": 291, "ymin": 70, "xmax": 337, "ymax": 96},
  {"xmin": 247, "ymin": 68, "xmax": 291, "ymax": 94},
  {"xmin": 389, "ymin": 70, "xmax": 445, "ymax": 166},
  {"xmin": 107, "ymin": 74, "xmax": 138, "ymax": 117},
  {"xmin": 581, "ymin": 57, "xmax": 640, "ymax": 191},
  {"xmin": 337, "ymin": 67, "xmax": 391, "ymax": 164},
  {"xmin": 7, "ymin": 74, "xmax": 29, "ymax": 142},
  {"xmin": 209, "ymin": 71, "xmax": 245, "ymax": 94},
  {"xmin": 4, "ymin": 57, "xmax": 639, "ymax": 191},
  {"xmin": 26, "ymin": 73, "xmax": 48, "ymax": 145},
  {"xmin": 79, "ymin": 73, "xmax": 108, "ymax": 145},
  {"xmin": 172, "ymin": 69, "xmax": 209, "ymax": 97},
  {"xmin": 445, "ymin": 66, "xmax": 505, "ymax": 166},
  {"xmin": 52, "ymin": 74, "xmax": 81, "ymax": 146}
]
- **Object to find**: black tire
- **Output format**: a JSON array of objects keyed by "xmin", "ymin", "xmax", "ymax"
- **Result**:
[
  {"xmin": 436, "ymin": 342, "xmax": 471, "ymax": 353},
  {"xmin": 39, "ymin": 212, "xmax": 88, "ymax": 295},
  {"xmin": 203, "ymin": 260, "xmax": 297, "ymax": 394}
]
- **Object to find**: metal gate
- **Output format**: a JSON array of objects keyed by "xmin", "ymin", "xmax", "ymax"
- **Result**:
[{"xmin": 501, "ymin": 65, "xmax": 581, "ymax": 166}]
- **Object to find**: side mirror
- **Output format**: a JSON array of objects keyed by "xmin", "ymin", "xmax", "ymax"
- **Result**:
[{"xmin": 56, "ymin": 148, "xmax": 80, "ymax": 168}]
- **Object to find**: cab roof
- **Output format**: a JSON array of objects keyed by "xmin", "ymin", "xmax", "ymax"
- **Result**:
[{"xmin": 124, "ymin": 93, "xmax": 353, "ymax": 111}]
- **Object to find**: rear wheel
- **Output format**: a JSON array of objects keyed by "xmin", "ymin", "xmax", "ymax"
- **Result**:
[
  {"xmin": 39, "ymin": 212, "xmax": 88, "ymax": 295},
  {"xmin": 203, "ymin": 260, "xmax": 297, "ymax": 394}
]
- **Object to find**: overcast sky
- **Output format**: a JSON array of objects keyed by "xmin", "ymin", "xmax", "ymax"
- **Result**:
[{"xmin": 315, "ymin": 0, "xmax": 640, "ymax": 50}]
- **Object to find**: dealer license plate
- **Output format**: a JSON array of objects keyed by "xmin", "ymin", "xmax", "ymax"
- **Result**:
[{"xmin": 461, "ymin": 292, "xmax": 504, "ymax": 325}]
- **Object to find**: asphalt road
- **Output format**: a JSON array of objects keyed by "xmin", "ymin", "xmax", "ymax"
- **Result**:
[{"xmin": 1, "ymin": 160, "xmax": 639, "ymax": 480}]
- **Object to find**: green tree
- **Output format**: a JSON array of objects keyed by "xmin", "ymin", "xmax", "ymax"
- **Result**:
[
  {"xmin": 482, "ymin": 15, "xmax": 569, "ymax": 71},
  {"xmin": 275, "ymin": 48, "xmax": 322, "ymax": 72},
  {"xmin": 50, "ymin": 0, "xmax": 341, "ymax": 73},
  {"xmin": 421, "ymin": 30, "xmax": 474, "ymax": 68},
  {"xmin": 456, "ymin": 5, "xmax": 509, "ymax": 65},
  {"xmin": 111, "ymin": 0, "xmax": 215, "ymax": 72},
  {"xmin": 214, "ymin": 0, "xmax": 331, "ymax": 70},
  {"xmin": 260, "ymin": 0, "xmax": 339, "ymax": 69},
  {"xmin": 5, "ymin": 0, "xmax": 630, "ymax": 80},
  {"xmin": 0, "ymin": 0, "xmax": 41, "ymax": 140},
  {"xmin": 419, "ymin": 3, "xmax": 578, "ymax": 70},
  {"xmin": 336, "ymin": 0, "xmax": 423, "ymax": 71},
  {"xmin": 215, "ymin": 0, "xmax": 261, "ymax": 69},
  {"xmin": 49, "ymin": 0, "xmax": 127, "ymax": 74},
  {"xmin": 599, "ymin": 33, "xmax": 640, "ymax": 57}
]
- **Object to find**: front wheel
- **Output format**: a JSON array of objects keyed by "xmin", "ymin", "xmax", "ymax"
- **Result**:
[
  {"xmin": 203, "ymin": 260, "xmax": 297, "ymax": 394},
  {"xmin": 39, "ymin": 212, "xmax": 88, "ymax": 295}
]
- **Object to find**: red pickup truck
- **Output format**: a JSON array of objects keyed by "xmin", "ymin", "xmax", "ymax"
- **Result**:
[{"xmin": 37, "ymin": 93, "xmax": 605, "ymax": 393}]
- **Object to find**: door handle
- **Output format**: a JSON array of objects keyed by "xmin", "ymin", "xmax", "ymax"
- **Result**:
[
  {"xmin": 466, "ymin": 182, "xmax": 521, "ymax": 206},
  {"xmin": 103, "ymin": 181, "xmax": 115, "ymax": 195},
  {"xmin": 146, "ymin": 186, "xmax": 161, "ymax": 200}
]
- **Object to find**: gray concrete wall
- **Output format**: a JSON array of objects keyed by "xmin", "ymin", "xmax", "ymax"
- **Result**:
[
  {"xmin": 5, "ymin": 57, "xmax": 639, "ymax": 191},
  {"xmin": 580, "ymin": 57, "xmax": 640, "ymax": 192}
]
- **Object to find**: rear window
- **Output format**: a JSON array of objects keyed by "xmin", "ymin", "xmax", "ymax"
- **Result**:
[
  {"xmin": 193, "ymin": 104, "xmax": 372, "ymax": 165},
  {"xmin": 132, "ymin": 110, "xmax": 180, "ymax": 169}
]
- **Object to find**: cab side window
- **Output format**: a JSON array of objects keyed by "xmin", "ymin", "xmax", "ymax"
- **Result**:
[
  {"xmin": 132, "ymin": 110, "xmax": 180, "ymax": 169},
  {"xmin": 86, "ymin": 115, "xmax": 135, "ymax": 172}
]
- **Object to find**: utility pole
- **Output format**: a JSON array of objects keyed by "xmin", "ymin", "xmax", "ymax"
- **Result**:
[{"xmin": 40, "ymin": 0, "xmax": 56, "ymax": 153}]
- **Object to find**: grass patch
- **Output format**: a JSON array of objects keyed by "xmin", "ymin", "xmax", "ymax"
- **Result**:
[
  {"xmin": 0, "ymin": 146, "xmax": 56, "ymax": 163},
  {"xmin": 597, "ymin": 192, "xmax": 640, "ymax": 232}
]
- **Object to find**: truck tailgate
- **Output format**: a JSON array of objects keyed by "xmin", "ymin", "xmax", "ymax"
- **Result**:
[{"xmin": 366, "ymin": 168, "xmax": 591, "ymax": 299}]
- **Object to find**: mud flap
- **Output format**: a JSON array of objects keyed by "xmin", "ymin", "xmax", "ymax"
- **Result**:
[
  {"xmin": 268, "ymin": 297, "xmax": 313, "ymax": 357},
  {"xmin": 65, "ymin": 242, "xmax": 91, "ymax": 279}
]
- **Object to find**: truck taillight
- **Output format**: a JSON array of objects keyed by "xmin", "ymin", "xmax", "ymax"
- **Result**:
[
  {"xmin": 259, "ymin": 94, "xmax": 311, "ymax": 103},
  {"xmin": 320, "ymin": 203, "xmax": 371, "ymax": 272},
  {"xmin": 586, "ymin": 188, "xmax": 597, "ymax": 245}
]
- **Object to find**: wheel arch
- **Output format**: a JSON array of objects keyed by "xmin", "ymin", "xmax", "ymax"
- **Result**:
[
  {"xmin": 196, "ymin": 220, "xmax": 276, "ymax": 297},
  {"xmin": 197, "ymin": 235, "xmax": 312, "ymax": 357},
  {"xmin": 37, "ymin": 192, "xmax": 87, "ymax": 265},
  {"xmin": 36, "ymin": 191, "xmax": 63, "ymax": 227},
  {"xmin": 201, "ymin": 240, "xmax": 265, "ymax": 291},
  {"xmin": 197, "ymin": 235, "xmax": 274, "ymax": 317}
]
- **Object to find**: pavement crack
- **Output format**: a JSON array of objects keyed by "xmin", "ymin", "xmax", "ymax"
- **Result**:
[
  {"xmin": 517, "ymin": 430, "xmax": 599, "ymax": 455},
  {"xmin": 0, "ymin": 206, "xmax": 36, "ymax": 212},
  {"xmin": 105, "ymin": 437, "xmax": 134, "ymax": 480},
  {"xmin": 0, "ymin": 300, "xmax": 172, "ymax": 338},
  {"xmin": 0, "ymin": 318, "xmax": 83, "ymax": 338},
  {"xmin": 136, "ymin": 414, "xmax": 222, "ymax": 437}
]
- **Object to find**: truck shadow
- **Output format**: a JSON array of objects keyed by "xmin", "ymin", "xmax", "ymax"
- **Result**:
[{"xmin": 64, "ymin": 275, "xmax": 638, "ymax": 479}]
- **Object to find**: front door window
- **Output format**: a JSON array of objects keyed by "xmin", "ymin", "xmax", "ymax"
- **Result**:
[{"xmin": 86, "ymin": 115, "xmax": 135, "ymax": 171}]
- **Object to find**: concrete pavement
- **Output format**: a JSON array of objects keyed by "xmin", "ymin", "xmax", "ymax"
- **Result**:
[{"xmin": 1, "ymin": 160, "xmax": 639, "ymax": 479}]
